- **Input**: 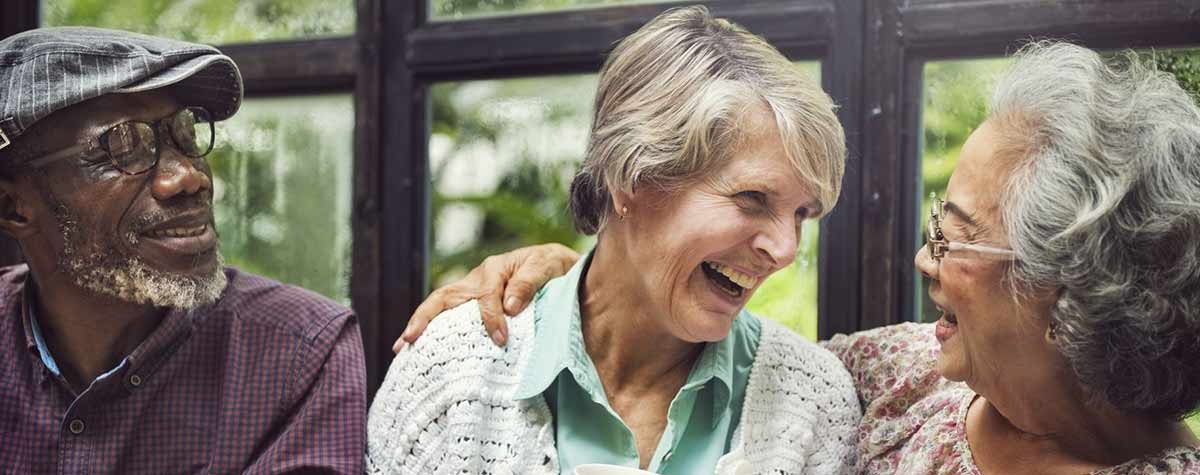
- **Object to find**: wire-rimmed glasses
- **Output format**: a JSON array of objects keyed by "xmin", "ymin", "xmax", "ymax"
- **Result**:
[{"xmin": 925, "ymin": 192, "xmax": 1016, "ymax": 262}]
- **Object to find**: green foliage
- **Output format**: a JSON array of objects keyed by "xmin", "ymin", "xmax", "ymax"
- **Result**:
[
  {"xmin": 208, "ymin": 95, "xmax": 355, "ymax": 304},
  {"xmin": 431, "ymin": 0, "xmax": 654, "ymax": 19},
  {"xmin": 1151, "ymin": 49, "xmax": 1200, "ymax": 99},
  {"xmin": 42, "ymin": 0, "xmax": 353, "ymax": 43}
]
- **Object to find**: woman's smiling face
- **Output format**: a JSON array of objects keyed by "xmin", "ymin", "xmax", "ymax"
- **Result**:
[
  {"xmin": 914, "ymin": 120, "xmax": 1059, "ymax": 392},
  {"xmin": 614, "ymin": 107, "xmax": 819, "ymax": 343}
]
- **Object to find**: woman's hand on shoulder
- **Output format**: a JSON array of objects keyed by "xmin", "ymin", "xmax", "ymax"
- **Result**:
[{"xmin": 394, "ymin": 243, "xmax": 580, "ymax": 352}]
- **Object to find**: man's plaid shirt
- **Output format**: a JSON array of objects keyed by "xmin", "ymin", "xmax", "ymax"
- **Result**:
[{"xmin": 0, "ymin": 265, "xmax": 366, "ymax": 473}]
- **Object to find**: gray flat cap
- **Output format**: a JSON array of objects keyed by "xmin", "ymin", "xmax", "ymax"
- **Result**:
[{"xmin": 0, "ymin": 26, "xmax": 243, "ymax": 152}]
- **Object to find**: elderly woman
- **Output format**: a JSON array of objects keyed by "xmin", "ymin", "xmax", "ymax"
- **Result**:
[
  {"xmin": 401, "ymin": 42, "xmax": 1200, "ymax": 473},
  {"xmin": 366, "ymin": 7, "xmax": 860, "ymax": 475}
]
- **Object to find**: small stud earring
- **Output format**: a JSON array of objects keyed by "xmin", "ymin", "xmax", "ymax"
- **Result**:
[
  {"xmin": 1046, "ymin": 321, "xmax": 1058, "ymax": 341},
  {"xmin": 620, "ymin": 206, "xmax": 629, "ymax": 221}
]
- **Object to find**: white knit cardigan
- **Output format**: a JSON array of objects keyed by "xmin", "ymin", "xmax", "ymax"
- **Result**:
[{"xmin": 366, "ymin": 300, "xmax": 860, "ymax": 475}]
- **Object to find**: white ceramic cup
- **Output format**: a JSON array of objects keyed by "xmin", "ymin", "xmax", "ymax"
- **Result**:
[{"xmin": 573, "ymin": 464, "xmax": 658, "ymax": 475}]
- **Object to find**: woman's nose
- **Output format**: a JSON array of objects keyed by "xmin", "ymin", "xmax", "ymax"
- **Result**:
[
  {"xmin": 754, "ymin": 220, "xmax": 799, "ymax": 270},
  {"xmin": 915, "ymin": 244, "xmax": 938, "ymax": 280}
]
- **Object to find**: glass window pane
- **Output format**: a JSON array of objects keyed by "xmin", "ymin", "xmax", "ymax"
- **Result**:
[
  {"xmin": 210, "ymin": 94, "xmax": 353, "ymax": 304},
  {"xmin": 41, "ymin": 0, "xmax": 354, "ymax": 43},
  {"xmin": 430, "ymin": 61, "xmax": 821, "ymax": 340},
  {"xmin": 430, "ymin": 0, "xmax": 671, "ymax": 21},
  {"xmin": 917, "ymin": 58, "xmax": 1008, "ymax": 323}
]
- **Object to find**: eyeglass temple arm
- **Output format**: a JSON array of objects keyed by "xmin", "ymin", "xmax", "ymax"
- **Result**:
[
  {"xmin": 946, "ymin": 242, "xmax": 1016, "ymax": 259},
  {"xmin": 23, "ymin": 142, "xmax": 92, "ymax": 169}
]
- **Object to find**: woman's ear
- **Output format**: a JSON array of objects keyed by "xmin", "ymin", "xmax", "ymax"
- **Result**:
[
  {"xmin": 610, "ymin": 187, "xmax": 634, "ymax": 221},
  {"xmin": 0, "ymin": 178, "xmax": 38, "ymax": 239}
]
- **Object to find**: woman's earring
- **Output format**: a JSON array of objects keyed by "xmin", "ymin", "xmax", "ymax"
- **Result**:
[
  {"xmin": 620, "ymin": 206, "xmax": 629, "ymax": 221},
  {"xmin": 1046, "ymin": 321, "xmax": 1058, "ymax": 341}
]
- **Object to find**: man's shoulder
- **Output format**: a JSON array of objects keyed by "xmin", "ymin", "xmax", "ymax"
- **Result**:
[{"xmin": 214, "ymin": 267, "xmax": 355, "ymax": 341}]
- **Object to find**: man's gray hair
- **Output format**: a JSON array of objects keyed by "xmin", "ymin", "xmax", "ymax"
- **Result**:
[
  {"xmin": 569, "ymin": 6, "xmax": 845, "ymax": 234},
  {"xmin": 993, "ymin": 41, "xmax": 1200, "ymax": 419}
]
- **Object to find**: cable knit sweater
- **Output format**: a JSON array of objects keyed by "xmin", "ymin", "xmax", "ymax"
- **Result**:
[{"xmin": 366, "ymin": 300, "xmax": 860, "ymax": 475}]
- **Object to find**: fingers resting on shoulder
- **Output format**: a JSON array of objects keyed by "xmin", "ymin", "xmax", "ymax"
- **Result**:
[{"xmin": 394, "ymin": 243, "xmax": 581, "ymax": 352}]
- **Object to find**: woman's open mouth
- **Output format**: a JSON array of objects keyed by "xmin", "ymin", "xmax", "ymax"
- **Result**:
[
  {"xmin": 935, "ymin": 307, "xmax": 958, "ymax": 342},
  {"xmin": 701, "ymin": 261, "xmax": 760, "ymax": 299}
]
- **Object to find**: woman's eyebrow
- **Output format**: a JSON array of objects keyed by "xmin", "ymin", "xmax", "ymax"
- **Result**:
[{"xmin": 943, "ymin": 200, "xmax": 980, "ymax": 229}]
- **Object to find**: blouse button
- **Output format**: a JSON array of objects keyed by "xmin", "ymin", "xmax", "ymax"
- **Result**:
[
  {"xmin": 129, "ymin": 374, "xmax": 143, "ymax": 387},
  {"xmin": 68, "ymin": 419, "xmax": 84, "ymax": 434}
]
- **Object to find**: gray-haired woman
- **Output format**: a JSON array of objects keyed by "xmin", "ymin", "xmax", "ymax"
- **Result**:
[
  {"xmin": 366, "ymin": 7, "xmax": 860, "ymax": 475},
  {"xmin": 401, "ymin": 43, "xmax": 1200, "ymax": 473}
]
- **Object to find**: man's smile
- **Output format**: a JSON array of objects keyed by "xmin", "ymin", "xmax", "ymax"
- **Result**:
[{"xmin": 137, "ymin": 211, "xmax": 218, "ymax": 256}]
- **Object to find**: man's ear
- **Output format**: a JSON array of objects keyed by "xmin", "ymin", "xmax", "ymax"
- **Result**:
[{"xmin": 0, "ymin": 177, "xmax": 39, "ymax": 239}]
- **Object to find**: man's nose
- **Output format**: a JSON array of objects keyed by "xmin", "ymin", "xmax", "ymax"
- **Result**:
[{"xmin": 150, "ymin": 152, "xmax": 211, "ymax": 201}]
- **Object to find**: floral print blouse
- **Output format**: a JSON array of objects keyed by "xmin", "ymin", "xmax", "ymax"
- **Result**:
[{"xmin": 822, "ymin": 322, "xmax": 1200, "ymax": 475}]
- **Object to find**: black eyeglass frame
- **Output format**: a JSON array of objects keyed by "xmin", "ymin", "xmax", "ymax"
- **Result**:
[{"xmin": 22, "ymin": 107, "xmax": 216, "ymax": 176}]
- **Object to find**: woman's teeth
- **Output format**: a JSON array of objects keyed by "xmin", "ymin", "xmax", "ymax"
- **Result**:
[
  {"xmin": 147, "ymin": 224, "xmax": 207, "ymax": 238},
  {"xmin": 706, "ymin": 262, "xmax": 760, "ymax": 289}
]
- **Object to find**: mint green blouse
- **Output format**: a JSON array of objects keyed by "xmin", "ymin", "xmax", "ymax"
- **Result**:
[{"xmin": 513, "ymin": 249, "xmax": 762, "ymax": 475}]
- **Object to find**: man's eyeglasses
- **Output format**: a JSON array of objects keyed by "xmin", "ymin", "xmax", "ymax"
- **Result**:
[
  {"xmin": 24, "ymin": 107, "xmax": 215, "ymax": 175},
  {"xmin": 925, "ymin": 193, "xmax": 1017, "ymax": 262}
]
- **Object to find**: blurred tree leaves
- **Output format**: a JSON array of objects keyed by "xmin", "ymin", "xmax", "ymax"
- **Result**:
[
  {"xmin": 207, "ymin": 96, "xmax": 354, "ymax": 304},
  {"xmin": 41, "ymin": 0, "xmax": 353, "ymax": 43},
  {"xmin": 431, "ymin": 0, "xmax": 655, "ymax": 19}
]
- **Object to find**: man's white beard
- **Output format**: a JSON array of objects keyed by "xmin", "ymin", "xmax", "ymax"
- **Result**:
[{"xmin": 53, "ymin": 205, "xmax": 227, "ymax": 310}]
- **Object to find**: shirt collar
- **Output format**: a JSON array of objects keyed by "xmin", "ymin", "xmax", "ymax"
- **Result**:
[
  {"xmin": 20, "ymin": 273, "xmax": 204, "ymax": 389},
  {"xmin": 512, "ymin": 247, "xmax": 738, "ymax": 427},
  {"xmin": 26, "ymin": 282, "xmax": 63, "ymax": 376},
  {"xmin": 513, "ymin": 248, "xmax": 593, "ymax": 399}
]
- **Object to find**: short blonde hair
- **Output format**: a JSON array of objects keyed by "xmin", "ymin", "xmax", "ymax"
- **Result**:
[{"xmin": 569, "ymin": 5, "xmax": 845, "ymax": 234}]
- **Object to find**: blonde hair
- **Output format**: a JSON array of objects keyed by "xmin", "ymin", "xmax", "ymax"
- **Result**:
[{"xmin": 569, "ymin": 5, "xmax": 846, "ymax": 234}]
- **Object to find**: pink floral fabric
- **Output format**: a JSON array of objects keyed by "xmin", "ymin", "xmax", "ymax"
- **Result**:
[{"xmin": 822, "ymin": 322, "xmax": 1200, "ymax": 475}]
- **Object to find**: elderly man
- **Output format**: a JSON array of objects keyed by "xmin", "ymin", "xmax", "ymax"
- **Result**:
[{"xmin": 0, "ymin": 27, "xmax": 365, "ymax": 473}]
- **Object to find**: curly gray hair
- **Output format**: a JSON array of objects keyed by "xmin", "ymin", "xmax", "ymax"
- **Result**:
[
  {"xmin": 569, "ymin": 6, "xmax": 845, "ymax": 234},
  {"xmin": 993, "ymin": 41, "xmax": 1200, "ymax": 420}
]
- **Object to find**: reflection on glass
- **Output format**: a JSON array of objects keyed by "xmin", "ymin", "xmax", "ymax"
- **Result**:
[
  {"xmin": 430, "ymin": 0, "xmax": 670, "ymax": 20},
  {"xmin": 41, "ymin": 0, "xmax": 354, "ymax": 43},
  {"xmin": 430, "ymin": 62, "xmax": 821, "ymax": 339},
  {"xmin": 209, "ymin": 95, "xmax": 353, "ymax": 304}
]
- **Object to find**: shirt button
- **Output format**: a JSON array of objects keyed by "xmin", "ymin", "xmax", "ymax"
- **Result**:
[
  {"xmin": 129, "ymin": 374, "xmax": 143, "ymax": 387},
  {"xmin": 664, "ymin": 450, "xmax": 673, "ymax": 462},
  {"xmin": 68, "ymin": 419, "xmax": 84, "ymax": 434}
]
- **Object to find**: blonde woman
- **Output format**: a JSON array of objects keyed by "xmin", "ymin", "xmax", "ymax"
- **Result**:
[{"xmin": 366, "ymin": 7, "xmax": 859, "ymax": 475}]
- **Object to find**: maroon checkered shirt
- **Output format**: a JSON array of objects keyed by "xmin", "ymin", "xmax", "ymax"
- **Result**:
[{"xmin": 0, "ymin": 265, "xmax": 366, "ymax": 474}]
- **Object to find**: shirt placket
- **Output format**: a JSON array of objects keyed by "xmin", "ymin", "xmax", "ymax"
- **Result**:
[{"xmin": 55, "ymin": 374, "xmax": 123, "ymax": 475}]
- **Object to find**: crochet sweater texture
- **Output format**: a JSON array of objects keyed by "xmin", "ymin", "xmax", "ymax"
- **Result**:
[{"xmin": 366, "ymin": 301, "xmax": 860, "ymax": 474}]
